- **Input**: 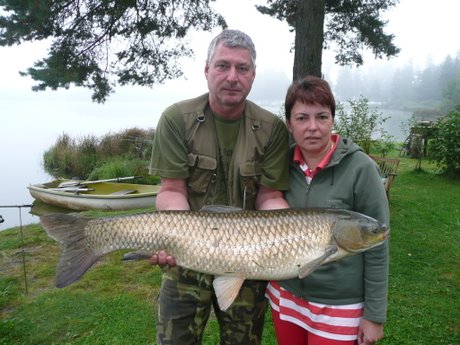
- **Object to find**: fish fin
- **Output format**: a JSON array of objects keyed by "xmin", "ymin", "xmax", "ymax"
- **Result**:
[
  {"xmin": 213, "ymin": 275, "xmax": 245, "ymax": 311},
  {"xmin": 298, "ymin": 245, "xmax": 338, "ymax": 279},
  {"xmin": 122, "ymin": 251, "xmax": 152, "ymax": 261},
  {"xmin": 40, "ymin": 214, "xmax": 102, "ymax": 288},
  {"xmin": 200, "ymin": 205, "xmax": 243, "ymax": 213}
]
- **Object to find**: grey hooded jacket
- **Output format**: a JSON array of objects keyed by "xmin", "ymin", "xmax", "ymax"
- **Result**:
[{"xmin": 280, "ymin": 137, "xmax": 390, "ymax": 323}]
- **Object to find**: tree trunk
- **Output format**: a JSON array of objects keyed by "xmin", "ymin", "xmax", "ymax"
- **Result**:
[{"xmin": 293, "ymin": 0, "xmax": 325, "ymax": 81}]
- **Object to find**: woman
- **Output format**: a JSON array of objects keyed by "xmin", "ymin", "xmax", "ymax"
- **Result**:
[{"xmin": 266, "ymin": 76, "xmax": 390, "ymax": 345}]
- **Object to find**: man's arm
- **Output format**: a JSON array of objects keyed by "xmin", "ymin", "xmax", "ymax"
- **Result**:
[
  {"xmin": 255, "ymin": 185, "xmax": 289, "ymax": 210},
  {"xmin": 155, "ymin": 178, "xmax": 190, "ymax": 211},
  {"xmin": 149, "ymin": 178, "xmax": 189, "ymax": 267}
]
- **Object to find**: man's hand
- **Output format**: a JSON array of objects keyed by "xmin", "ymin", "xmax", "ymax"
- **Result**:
[{"xmin": 149, "ymin": 250, "xmax": 176, "ymax": 267}]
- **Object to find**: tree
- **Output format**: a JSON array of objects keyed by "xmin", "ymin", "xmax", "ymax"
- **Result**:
[
  {"xmin": 441, "ymin": 55, "xmax": 460, "ymax": 113},
  {"xmin": 388, "ymin": 62, "xmax": 416, "ymax": 107},
  {"xmin": 256, "ymin": 0, "xmax": 400, "ymax": 80},
  {"xmin": 0, "ymin": 0, "xmax": 226, "ymax": 102}
]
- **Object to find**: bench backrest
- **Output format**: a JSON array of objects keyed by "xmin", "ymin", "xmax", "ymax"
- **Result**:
[{"xmin": 369, "ymin": 155, "xmax": 400, "ymax": 199}]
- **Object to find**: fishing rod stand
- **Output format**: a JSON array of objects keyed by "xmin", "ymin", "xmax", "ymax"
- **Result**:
[{"xmin": 0, "ymin": 204, "xmax": 34, "ymax": 295}]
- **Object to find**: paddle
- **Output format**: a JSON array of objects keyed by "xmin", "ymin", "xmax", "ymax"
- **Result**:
[{"xmin": 57, "ymin": 176, "xmax": 142, "ymax": 188}]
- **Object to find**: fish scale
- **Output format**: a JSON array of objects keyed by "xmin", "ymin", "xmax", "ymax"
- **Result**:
[{"xmin": 40, "ymin": 207, "xmax": 388, "ymax": 310}]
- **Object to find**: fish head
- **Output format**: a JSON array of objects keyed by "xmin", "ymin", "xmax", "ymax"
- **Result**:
[{"xmin": 333, "ymin": 212, "xmax": 389, "ymax": 253}]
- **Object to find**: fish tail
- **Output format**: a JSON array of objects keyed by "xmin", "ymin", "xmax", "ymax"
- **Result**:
[{"xmin": 40, "ymin": 214, "xmax": 100, "ymax": 288}]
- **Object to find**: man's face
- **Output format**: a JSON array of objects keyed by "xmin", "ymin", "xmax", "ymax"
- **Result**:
[{"xmin": 205, "ymin": 42, "xmax": 255, "ymax": 116}]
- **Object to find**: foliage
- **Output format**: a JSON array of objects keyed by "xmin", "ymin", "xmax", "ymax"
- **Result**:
[
  {"xmin": 0, "ymin": 0, "xmax": 226, "ymax": 102},
  {"xmin": 334, "ymin": 96, "xmax": 393, "ymax": 154},
  {"xmin": 429, "ymin": 106, "xmax": 460, "ymax": 176},
  {"xmin": 256, "ymin": 0, "xmax": 400, "ymax": 78},
  {"xmin": 43, "ymin": 127, "xmax": 154, "ymax": 179},
  {"xmin": 87, "ymin": 157, "xmax": 160, "ymax": 185},
  {"xmin": 1, "ymin": 157, "xmax": 459, "ymax": 344}
]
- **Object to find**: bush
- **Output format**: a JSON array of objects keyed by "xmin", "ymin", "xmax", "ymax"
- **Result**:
[
  {"xmin": 429, "ymin": 106, "xmax": 460, "ymax": 176},
  {"xmin": 334, "ymin": 96, "xmax": 393, "ymax": 154}
]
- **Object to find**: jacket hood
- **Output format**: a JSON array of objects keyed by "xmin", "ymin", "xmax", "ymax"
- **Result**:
[{"xmin": 329, "ymin": 136, "xmax": 362, "ymax": 168}]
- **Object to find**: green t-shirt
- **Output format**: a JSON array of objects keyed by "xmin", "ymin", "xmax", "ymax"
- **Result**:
[{"xmin": 214, "ymin": 115, "xmax": 241, "ymax": 179}]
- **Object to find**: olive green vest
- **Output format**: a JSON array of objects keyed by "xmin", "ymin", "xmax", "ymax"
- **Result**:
[{"xmin": 176, "ymin": 93, "xmax": 276, "ymax": 211}]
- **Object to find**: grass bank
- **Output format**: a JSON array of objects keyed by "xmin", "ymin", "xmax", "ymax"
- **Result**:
[{"xmin": 1, "ymin": 156, "xmax": 459, "ymax": 345}]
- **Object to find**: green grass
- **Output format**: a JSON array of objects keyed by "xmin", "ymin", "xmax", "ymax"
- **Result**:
[{"xmin": 1, "ymin": 156, "xmax": 459, "ymax": 344}]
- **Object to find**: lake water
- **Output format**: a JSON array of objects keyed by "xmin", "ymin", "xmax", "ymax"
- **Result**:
[{"xmin": 0, "ymin": 88, "xmax": 412, "ymax": 231}]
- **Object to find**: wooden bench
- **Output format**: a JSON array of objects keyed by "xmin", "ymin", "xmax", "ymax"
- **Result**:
[{"xmin": 369, "ymin": 156, "xmax": 400, "ymax": 199}]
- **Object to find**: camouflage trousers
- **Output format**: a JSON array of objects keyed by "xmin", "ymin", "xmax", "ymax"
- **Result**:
[{"xmin": 155, "ymin": 266, "xmax": 268, "ymax": 345}]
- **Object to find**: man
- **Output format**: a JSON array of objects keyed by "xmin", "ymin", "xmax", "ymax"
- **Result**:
[{"xmin": 149, "ymin": 29, "xmax": 290, "ymax": 345}]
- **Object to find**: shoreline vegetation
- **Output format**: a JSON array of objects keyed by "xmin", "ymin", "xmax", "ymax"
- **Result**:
[
  {"xmin": 42, "ymin": 127, "xmax": 160, "ymax": 185},
  {"xmin": 1, "ymin": 155, "xmax": 459, "ymax": 344}
]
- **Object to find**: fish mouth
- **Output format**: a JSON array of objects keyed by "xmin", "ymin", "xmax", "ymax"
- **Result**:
[{"xmin": 383, "ymin": 229, "xmax": 390, "ymax": 240}]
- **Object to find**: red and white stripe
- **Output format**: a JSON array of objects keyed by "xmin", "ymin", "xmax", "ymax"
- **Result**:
[{"xmin": 266, "ymin": 282, "xmax": 363, "ymax": 341}]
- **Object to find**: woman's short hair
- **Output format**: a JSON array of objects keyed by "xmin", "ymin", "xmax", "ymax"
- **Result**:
[{"xmin": 284, "ymin": 76, "xmax": 336, "ymax": 121}]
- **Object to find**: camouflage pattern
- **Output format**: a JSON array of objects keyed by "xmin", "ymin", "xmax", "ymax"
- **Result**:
[{"xmin": 156, "ymin": 266, "xmax": 267, "ymax": 345}]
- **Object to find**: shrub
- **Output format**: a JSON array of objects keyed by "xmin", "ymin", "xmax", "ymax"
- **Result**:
[
  {"xmin": 429, "ymin": 106, "xmax": 460, "ymax": 176},
  {"xmin": 334, "ymin": 96, "xmax": 393, "ymax": 154}
]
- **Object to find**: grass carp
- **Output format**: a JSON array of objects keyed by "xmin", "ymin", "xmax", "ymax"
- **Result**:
[{"xmin": 41, "ymin": 206, "xmax": 389, "ymax": 310}]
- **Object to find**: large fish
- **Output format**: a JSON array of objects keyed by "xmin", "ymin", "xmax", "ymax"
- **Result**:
[{"xmin": 40, "ymin": 206, "xmax": 389, "ymax": 310}]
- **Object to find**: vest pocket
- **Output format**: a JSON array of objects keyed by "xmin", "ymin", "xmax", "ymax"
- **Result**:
[
  {"xmin": 187, "ymin": 153, "xmax": 217, "ymax": 194},
  {"xmin": 239, "ymin": 161, "xmax": 262, "ymax": 206}
]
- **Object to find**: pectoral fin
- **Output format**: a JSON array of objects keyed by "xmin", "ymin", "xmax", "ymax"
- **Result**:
[
  {"xmin": 298, "ymin": 245, "xmax": 338, "ymax": 279},
  {"xmin": 122, "ymin": 251, "xmax": 153, "ymax": 261},
  {"xmin": 213, "ymin": 275, "xmax": 245, "ymax": 311}
]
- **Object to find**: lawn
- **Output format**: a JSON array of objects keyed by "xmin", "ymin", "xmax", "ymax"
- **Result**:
[{"xmin": 1, "ymin": 156, "xmax": 459, "ymax": 345}]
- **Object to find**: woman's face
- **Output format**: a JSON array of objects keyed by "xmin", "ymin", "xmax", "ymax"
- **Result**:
[{"xmin": 287, "ymin": 101, "xmax": 334, "ymax": 157}]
